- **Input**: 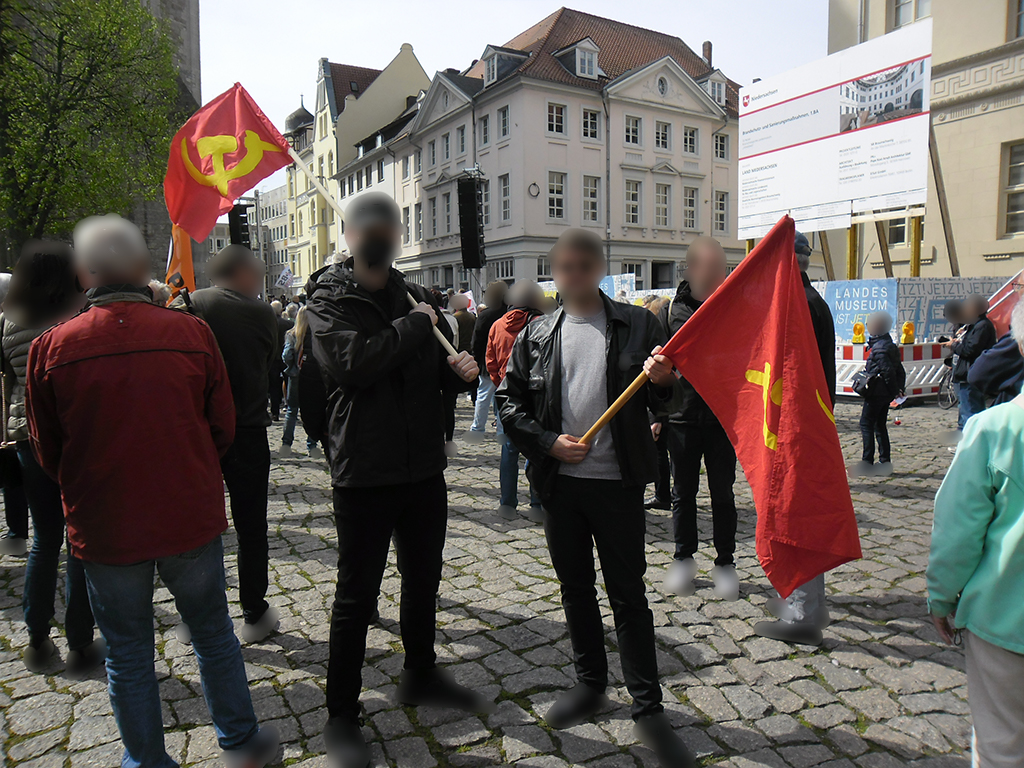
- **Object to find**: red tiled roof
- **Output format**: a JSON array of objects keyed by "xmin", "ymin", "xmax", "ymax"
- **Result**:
[
  {"xmin": 467, "ymin": 7, "xmax": 739, "ymax": 117},
  {"xmin": 329, "ymin": 62, "xmax": 383, "ymax": 114}
]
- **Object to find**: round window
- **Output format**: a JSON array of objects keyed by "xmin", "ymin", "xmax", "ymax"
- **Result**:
[{"xmin": 658, "ymin": 77, "xmax": 667, "ymax": 96}]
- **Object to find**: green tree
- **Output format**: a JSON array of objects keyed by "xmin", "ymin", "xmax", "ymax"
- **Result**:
[{"xmin": 0, "ymin": 0, "xmax": 180, "ymax": 265}]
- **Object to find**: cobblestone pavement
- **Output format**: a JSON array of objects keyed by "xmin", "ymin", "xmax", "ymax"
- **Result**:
[{"xmin": 0, "ymin": 400, "xmax": 972, "ymax": 768}]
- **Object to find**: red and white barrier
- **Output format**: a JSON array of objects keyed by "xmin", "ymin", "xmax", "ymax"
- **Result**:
[{"xmin": 836, "ymin": 342, "xmax": 949, "ymax": 398}]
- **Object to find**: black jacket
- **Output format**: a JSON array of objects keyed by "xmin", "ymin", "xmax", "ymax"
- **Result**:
[
  {"xmin": 471, "ymin": 302, "xmax": 507, "ymax": 371},
  {"xmin": 968, "ymin": 331, "xmax": 1024, "ymax": 405},
  {"xmin": 951, "ymin": 314, "xmax": 997, "ymax": 382},
  {"xmin": 657, "ymin": 281, "xmax": 716, "ymax": 425},
  {"xmin": 864, "ymin": 334, "xmax": 906, "ymax": 400},
  {"xmin": 305, "ymin": 261, "xmax": 461, "ymax": 488},
  {"xmin": 496, "ymin": 293, "xmax": 679, "ymax": 500},
  {"xmin": 803, "ymin": 273, "xmax": 837, "ymax": 406}
]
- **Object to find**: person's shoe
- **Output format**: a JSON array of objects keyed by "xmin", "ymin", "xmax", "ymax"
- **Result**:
[
  {"xmin": 462, "ymin": 431, "xmax": 485, "ymax": 444},
  {"xmin": 634, "ymin": 712, "xmax": 697, "ymax": 768},
  {"xmin": 224, "ymin": 724, "xmax": 280, "ymax": 768},
  {"xmin": 270, "ymin": 412, "xmax": 280, "ymax": 422},
  {"xmin": 525, "ymin": 504, "xmax": 545, "ymax": 523},
  {"xmin": 810, "ymin": 606, "xmax": 832, "ymax": 630},
  {"xmin": 765, "ymin": 597, "xmax": 794, "ymax": 622},
  {"xmin": 753, "ymin": 620, "xmax": 823, "ymax": 647},
  {"xmin": 23, "ymin": 637, "xmax": 56, "ymax": 672},
  {"xmin": 307, "ymin": 444, "xmax": 323, "ymax": 459},
  {"xmin": 444, "ymin": 441, "xmax": 459, "ymax": 458},
  {"xmin": 242, "ymin": 606, "xmax": 280, "ymax": 644},
  {"xmin": 397, "ymin": 667, "xmax": 495, "ymax": 714},
  {"xmin": 544, "ymin": 682, "xmax": 607, "ymax": 729},
  {"xmin": 368, "ymin": 605, "xmax": 380, "ymax": 625},
  {"xmin": 497, "ymin": 504, "xmax": 517, "ymax": 520},
  {"xmin": 278, "ymin": 443, "xmax": 292, "ymax": 458},
  {"xmin": 66, "ymin": 639, "xmax": 107, "ymax": 680},
  {"xmin": 664, "ymin": 558, "xmax": 698, "ymax": 597},
  {"xmin": 711, "ymin": 565, "xmax": 740, "ymax": 601},
  {"xmin": 874, "ymin": 461, "xmax": 893, "ymax": 476},
  {"xmin": 175, "ymin": 623, "xmax": 192, "ymax": 645},
  {"xmin": 849, "ymin": 460, "xmax": 874, "ymax": 478},
  {"xmin": 0, "ymin": 534, "xmax": 28, "ymax": 556},
  {"xmin": 644, "ymin": 497, "xmax": 671, "ymax": 511},
  {"xmin": 324, "ymin": 716, "xmax": 369, "ymax": 768}
]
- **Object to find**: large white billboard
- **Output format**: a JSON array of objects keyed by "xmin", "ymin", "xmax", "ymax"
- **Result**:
[{"xmin": 738, "ymin": 20, "xmax": 932, "ymax": 239}]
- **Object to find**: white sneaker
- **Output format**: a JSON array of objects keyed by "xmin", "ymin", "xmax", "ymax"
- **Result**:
[
  {"xmin": 711, "ymin": 565, "xmax": 740, "ymax": 601},
  {"xmin": 665, "ymin": 558, "xmax": 698, "ymax": 596},
  {"xmin": 278, "ymin": 443, "xmax": 292, "ymax": 458},
  {"xmin": 444, "ymin": 441, "xmax": 459, "ymax": 458}
]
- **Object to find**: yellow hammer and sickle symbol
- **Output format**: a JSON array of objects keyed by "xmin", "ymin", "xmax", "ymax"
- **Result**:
[
  {"xmin": 745, "ymin": 362, "xmax": 783, "ymax": 451},
  {"xmin": 180, "ymin": 130, "xmax": 282, "ymax": 197}
]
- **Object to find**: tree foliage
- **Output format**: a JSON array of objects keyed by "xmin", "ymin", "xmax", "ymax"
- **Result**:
[{"xmin": 0, "ymin": 0, "xmax": 180, "ymax": 264}]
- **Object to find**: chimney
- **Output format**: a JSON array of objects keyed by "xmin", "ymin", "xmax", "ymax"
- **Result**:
[{"xmin": 702, "ymin": 40, "xmax": 713, "ymax": 68}]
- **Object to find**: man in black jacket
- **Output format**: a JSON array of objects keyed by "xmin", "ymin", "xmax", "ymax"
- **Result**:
[
  {"xmin": 306, "ymin": 193, "xmax": 487, "ymax": 768},
  {"xmin": 795, "ymin": 233, "xmax": 836, "ymax": 403},
  {"xmin": 659, "ymin": 237, "xmax": 740, "ymax": 603},
  {"xmin": 945, "ymin": 295, "xmax": 997, "ymax": 428},
  {"xmin": 968, "ymin": 329, "xmax": 1024, "ymax": 405},
  {"xmin": 498, "ymin": 229, "xmax": 695, "ymax": 768},
  {"xmin": 466, "ymin": 281, "xmax": 508, "ymax": 440}
]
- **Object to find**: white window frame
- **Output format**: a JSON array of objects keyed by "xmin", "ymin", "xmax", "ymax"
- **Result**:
[
  {"xmin": 683, "ymin": 186, "xmax": 699, "ymax": 230},
  {"xmin": 682, "ymin": 126, "xmax": 698, "ymax": 155},
  {"xmin": 499, "ymin": 173, "xmax": 511, "ymax": 223},
  {"xmin": 582, "ymin": 175, "xmax": 600, "ymax": 223},
  {"xmin": 577, "ymin": 49, "xmax": 596, "ymax": 78},
  {"xmin": 547, "ymin": 171, "xmax": 567, "ymax": 220},
  {"xmin": 655, "ymin": 121, "xmax": 671, "ymax": 151},
  {"xmin": 414, "ymin": 202, "xmax": 422, "ymax": 241},
  {"xmin": 480, "ymin": 114, "xmax": 490, "ymax": 146},
  {"xmin": 402, "ymin": 156, "xmax": 410, "ymax": 180},
  {"xmin": 894, "ymin": 0, "xmax": 931, "ymax": 28},
  {"xmin": 654, "ymin": 183, "xmax": 671, "ymax": 228},
  {"xmin": 456, "ymin": 125, "xmax": 466, "ymax": 155},
  {"xmin": 443, "ymin": 192, "xmax": 451, "ymax": 233},
  {"xmin": 414, "ymin": 150, "xmax": 422, "ymax": 174},
  {"xmin": 714, "ymin": 133, "xmax": 729, "ymax": 160},
  {"xmin": 481, "ymin": 180, "xmax": 491, "ymax": 226},
  {"xmin": 492, "ymin": 258, "xmax": 515, "ymax": 281},
  {"xmin": 581, "ymin": 107, "xmax": 601, "ymax": 141},
  {"xmin": 485, "ymin": 56, "xmax": 497, "ymax": 84},
  {"xmin": 625, "ymin": 179, "xmax": 642, "ymax": 225},
  {"xmin": 498, "ymin": 106, "xmax": 510, "ymax": 139},
  {"xmin": 547, "ymin": 102, "xmax": 567, "ymax": 136},
  {"xmin": 428, "ymin": 140, "xmax": 436, "ymax": 166},
  {"xmin": 713, "ymin": 190, "xmax": 729, "ymax": 234},
  {"xmin": 441, "ymin": 133, "xmax": 450, "ymax": 162},
  {"xmin": 709, "ymin": 80, "xmax": 725, "ymax": 105},
  {"xmin": 1004, "ymin": 141, "xmax": 1024, "ymax": 235},
  {"xmin": 624, "ymin": 115, "xmax": 642, "ymax": 146},
  {"xmin": 429, "ymin": 197, "xmax": 437, "ymax": 237},
  {"xmin": 402, "ymin": 206, "xmax": 411, "ymax": 245}
]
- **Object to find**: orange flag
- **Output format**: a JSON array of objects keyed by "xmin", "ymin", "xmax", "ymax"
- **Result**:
[
  {"xmin": 660, "ymin": 216, "xmax": 861, "ymax": 597},
  {"xmin": 165, "ymin": 224, "xmax": 195, "ymax": 300},
  {"xmin": 164, "ymin": 83, "xmax": 291, "ymax": 242}
]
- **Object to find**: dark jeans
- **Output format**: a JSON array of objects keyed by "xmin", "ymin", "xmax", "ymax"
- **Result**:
[
  {"xmin": 543, "ymin": 475, "xmax": 662, "ymax": 720},
  {"xmin": 268, "ymin": 368, "xmax": 284, "ymax": 419},
  {"xmin": 220, "ymin": 426, "xmax": 270, "ymax": 624},
  {"xmin": 327, "ymin": 474, "xmax": 448, "ymax": 720},
  {"xmin": 957, "ymin": 381, "xmax": 986, "ymax": 430},
  {"xmin": 18, "ymin": 442, "xmax": 94, "ymax": 650},
  {"xmin": 666, "ymin": 422, "xmax": 738, "ymax": 566},
  {"xmin": 2, "ymin": 447, "xmax": 27, "ymax": 538},
  {"xmin": 442, "ymin": 389, "xmax": 458, "ymax": 443},
  {"xmin": 860, "ymin": 396, "xmax": 891, "ymax": 464},
  {"xmin": 653, "ymin": 432, "xmax": 671, "ymax": 503}
]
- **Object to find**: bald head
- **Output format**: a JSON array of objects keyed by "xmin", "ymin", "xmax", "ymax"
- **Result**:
[{"xmin": 685, "ymin": 236, "xmax": 727, "ymax": 301}]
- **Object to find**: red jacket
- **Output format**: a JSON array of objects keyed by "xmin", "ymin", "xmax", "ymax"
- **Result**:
[
  {"xmin": 26, "ymin": 299, "xmax": 236, "ymax": 564},
  {"xmin": 486, "ymin": 308, "xmax": 540, "ymax": 386}
]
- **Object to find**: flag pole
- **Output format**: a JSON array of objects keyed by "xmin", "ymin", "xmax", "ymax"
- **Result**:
[
  {"xmin": 286, "ymin": 146, "xmax": 459, "ymax": 358},
  {"xmin": 578, "ymin": 370, "xmax": 650, "ymax": 445}
]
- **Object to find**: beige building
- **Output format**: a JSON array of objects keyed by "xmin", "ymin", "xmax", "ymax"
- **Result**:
[
  {"xmin": 250, "ymin": 183, "xmax": 290, "ymax": 294},
  {"xmin": 826, "ymin": 0, "xmax": 1024, "ymax": 278}
]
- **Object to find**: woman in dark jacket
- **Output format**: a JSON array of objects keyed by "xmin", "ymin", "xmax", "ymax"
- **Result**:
[{"xmin": 857, "ymin": 312, "xmax": 906, "ymax": 475}]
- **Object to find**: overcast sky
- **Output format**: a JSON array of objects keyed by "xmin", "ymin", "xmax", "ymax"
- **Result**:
[{"xmin": 199, "ymin": 0, "xmax": 830, "ymax": 192}]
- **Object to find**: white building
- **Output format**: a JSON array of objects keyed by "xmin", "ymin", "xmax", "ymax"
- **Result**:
[{"xmin": 251, "ymin": 183, "xmax": 290, "ymax": 294}]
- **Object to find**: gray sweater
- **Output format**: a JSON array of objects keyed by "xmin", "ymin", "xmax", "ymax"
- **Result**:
[{"xmin": 1, "ymin": 315, "xmax": 46, "ymax": 442}]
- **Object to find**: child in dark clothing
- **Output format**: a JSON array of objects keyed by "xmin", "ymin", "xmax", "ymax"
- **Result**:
[{"xmin": 856, "ymin": 312, "xmax": 906, "ymax": 476}]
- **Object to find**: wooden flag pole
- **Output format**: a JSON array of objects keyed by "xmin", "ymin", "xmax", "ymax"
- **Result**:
[
  {"xmin": 578, "ymin": 370, "xmax": 650, "ymax": 445},
  {"xmin": 287, "ymin": 146, "xmax": 459, "ymax": 358}
]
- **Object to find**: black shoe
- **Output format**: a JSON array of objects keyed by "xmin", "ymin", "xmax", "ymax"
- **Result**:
[
  {"xmin": 753, "ymin": 620, "xmax": 823, "ymax": 646},
  {"xmin": 368, "ymin": 606, "xmax": 380, "ymax": 625},
  {"xmin": 324, "ymin": 716, "xmax": 369, "ymax": 768},
  {"xmin": 525, "ymin": 504, "xmax": 545, "ymax": 523},
  {"xmin": 23, "ymin": 637, "xmax": 56, "ymax": 672},
  {"xmin": 66, "ymin": 639, "xmax": 107, "ymax": 680},
  {"xmin": 634, "ymin": 712, "xmax": 696, "ymax": 768},
  {"xmin": 397, "ymin": 667, "xmax": 494, "ymax": 713},
  {"xmin": 644, "ymin": 497, "xmax": 671, "ymax": 511},
  {"xmin": 544, "ymin": 682, "xmax": 607, "ymax": 729}
]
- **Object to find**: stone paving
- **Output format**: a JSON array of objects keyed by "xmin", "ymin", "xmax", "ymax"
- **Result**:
[{"xmin": 0, "ymin": 399, "xmax": 973, "ymax": 767}]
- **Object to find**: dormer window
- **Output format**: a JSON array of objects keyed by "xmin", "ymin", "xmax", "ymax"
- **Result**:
[
  {"xmin": 553, "ymin": 37, "xmax": 601, "ymax": 81},
  {"xmin": 708, "ymin": 80, "xmax": 725, "ymax": 105},
  {"xmin": 578, "ymin": 49, "xmax": 596, "ymax": 78},
  {"xmin": 485, "ymin": 56, "xmax": 497, "ymax": 84}
]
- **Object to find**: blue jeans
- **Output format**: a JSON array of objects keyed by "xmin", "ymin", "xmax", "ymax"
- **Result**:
[
  {"xmin": 470, "ymin": 373, "xmax": 498, "ymax": 432},
  {"xmin": 83, "ymin": 536, "xmax": 259, "ymax": 768},
  {"xmin": 499, "ymin": 440, "xmax": 539, "ymax": 508},
  {"xmin": 282, "ymin": 377, "xmax": 316, "ymax": 451},
  {"xmin": 957, "ymin": 382, "xmax": 986, "ymax": 430},
  {"xmin": 18, "ymin": 442, "xmax": 94, "ymax": 650}
]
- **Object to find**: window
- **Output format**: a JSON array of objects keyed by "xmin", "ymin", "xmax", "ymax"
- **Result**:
[
  {"xmin": 709, "ymin": 80, "xmax": 725, "ymax": 105},
  {"xmin": 582, "ymin": 175, "xmax": 600, "ymax": 222},
  {"xmin": 655, "ymin": 183, "xmax": 671, "ymax": 227},
  {"xmin": 442, "ymin": 91, "xmax": 449, "ymax": 109},
  {"xmin": 1015, "ymin": 0, "xmax": 1024, "ymax": 39},
  {"xmin": 1007, "ymin": 142, "xmax": 1024, "ymax": 234},
  {"xmin": 714, "ymin": 191, "xmax": 728, "ymax": 234},
  {"xmin": 340, "ymin": 179, "xmax": 347, "ymax": 199},
  {"xmin": 428, "ymin": 140, "xmax": 436, "ymax": 166},
  {"xmin": 402, "ymin": 207, "xmax": 411, "ymax": 245},
  {"xmin": 625, "ymin": 180, "xmax": 641, "ymax": 224},
  {"xmin": 402, "ymin": 156, "xmax": 410, "ymax": 180},
  {"xmin": 625, "ymin": 116, "xmax": 642, "ymax": 145},
  {"xmin": 347, "ymin": 175, "xmax": 354, "ymax": 195},
  {"xmin": 456, "ymin": 125, "xmax": 466, "ymax": 155},
  {"xmin": 578, "ymin": 49, "xmax": 596, "ymax": 78},
  {"xmin": 492, "ymin": 258, "xmax": 514, "ymax": 280},
  {"xmin": 548, "ymin": 103, "xmax": 566, "ymax": 135},
  {"xmin": 485, "ymin": 56, "xmax": 497, "ymax": 84},
  {"xmin": 655, "ymin": 121, "xmax": 671, "ymax": 150},
  {"xmin": 414, "ymin": 203, "xmax": 423, "ymax": 241},
  {"xmin": 714, "ymin": 134, "xmax": 729, "ymax": 160},
  {"xmin": 548, "ymin": 172, "xmax": 566, "ymax": 219},
  {"xmin": 622, "ymin": 262, "xmax": 644, "ymax": 291},
  {"xmin": 499, "ymin": 173, "xmax": 511, "ymax": 222},
  {"xmin": 537, "ymin": 257, "xmax": 551, "ymax": 280},
  {"xmin": 429, "ymin": 197, "xmax": 437, "ymax": 237},
  {"xmin": 657, "ymin": 77, "xmax": 667, "ymax": 96},
  {"xmin": 894, "ymin": 0, "xmax": 930, "ymax": 28},
  {"xmin": 328, "ymin": 152, "xmax": 334, "ymax": 176},
  {"xmin": 442, "ymin": 133, "xmax": 450, "ymax": 161},
  {"xmin": 498, "ymin": 106, "xmax": 510, "ymax": 138},
  {"xmin": 683, "ymin": 126, "xmax": 698, "ymax": 154},
  {"xmin": 377, "ymin": 159, "xmax": 385, "ymax": 182},
  {"xmin": 414, "ymin": 150, "xmax": 422, "ymax": 174},
  {"xmin": 443, "ymin": 192, "xmax": 451, "ymax": 233},
  {"xmin": 683, "ymin": 186, "xmax": 698, "ymax": 229},
  {"xmin": 481, "ymin": 180, "xmax": 491, "ymax": 226},
  {"xmin": 356, "ymin": 170, "xmax": 363, "ymax": 191},
  {"xmin": 582, "ymin": 108, "xmax": 600, "ymax": 140},
  {"xmin": 480, "ymin": 115, "xmax": 490, "ymax": 145},
  {"xmin": 888, "ymin": 217, "xmax": 907, "ymax": 244}
]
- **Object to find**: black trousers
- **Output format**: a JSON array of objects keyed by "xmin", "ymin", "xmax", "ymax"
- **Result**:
[
  {"xmin": 326, "ymin": 474, "xmax": 448, "ymax": 720},
  {"xmin": 268, "ymin": 368, "xmax": 284, "ymax": 419},
  {"xmin": 860, "ymin": 397, "xmax": 891, "ymax": 463},
  {"xmin": 543, "ymin": 475, "xmax": 662, "ymax": 720},
  {"xmin": 653, "ymin": 433, "xmax": 671, "ymax": 503},
  {"xmin": 666, "ymin": 421, "xmax": 738, "ymax": 566},
  {"xmin": 220, "ymin": 426, "xmax": 271, "ymax": 624},
  {"xmin": 442, "ymin": 389, "xmax": 458, "ymax": 442}
]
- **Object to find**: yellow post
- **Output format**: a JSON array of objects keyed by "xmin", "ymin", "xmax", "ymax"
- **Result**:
[
  {"xmin": 846, "ymin": 224, "xmax": 858, "ymax": 280},
  {"xmin": 910, "ymin": 216, "xmax": 923, "ymax": 277},
  {"xmin": 746, "ymin": 238, "xmax": 755, "ymax": 255}
]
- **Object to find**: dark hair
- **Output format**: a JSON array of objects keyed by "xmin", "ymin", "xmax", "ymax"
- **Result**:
[
  {"xmin": 550, "ymin": 228, "xmax": 604, "ymax": 264},
  {"xmin": 5, "ymin": 240, "xmax": 83, "ymax": 328},
  {"xmin": 206, "ymin": 244, "xmax": 257, "ymax": 280}
]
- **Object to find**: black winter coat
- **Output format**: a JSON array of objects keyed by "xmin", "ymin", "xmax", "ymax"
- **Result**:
[
  {"xmin": 951, "ymin": 314, "xmax": 997, "ymax": 382},
  {"xmin": 803, "ymin": 273, "xmax": 837, "ymax": 406},
  {"xmin": 656, "ymin": 281, "xmax": 716, "ymax": 425},
  {"xmin": 864, "ymin": 334, "xmax": 906, "ymax": 400},
  {"xmin": 471, "ymin": 302, "xmax": 507, "ymax": 371},
  {"xmin": 305, "ymin": 262, "xmax": 462, "ymax": 488},
  {"xmin": 496, "ymin": 293, "xmax": 679, "ymax": 500},
  {"xmin": 967, "ymin": 331, "xmax": 1024, "ymax": 405}
]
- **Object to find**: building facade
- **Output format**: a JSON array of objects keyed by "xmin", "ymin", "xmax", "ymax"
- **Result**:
[
  {"xmin": 250, "ymin": 184, "xmax": 290, "ymax": 294},
  {"xmin": 827, "ymin": 0, "xmax": 1024, "ymax": 277}
]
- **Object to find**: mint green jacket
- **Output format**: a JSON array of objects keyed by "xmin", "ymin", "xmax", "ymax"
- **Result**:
[{"xmin": 927, "ymin": 400, "xmax": 1024, "ymax": 654}]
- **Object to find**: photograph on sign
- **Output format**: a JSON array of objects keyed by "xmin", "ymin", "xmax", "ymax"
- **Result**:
[{"xmin": 737, "ymin": 20, "xmax": 932, "ymax": 239}]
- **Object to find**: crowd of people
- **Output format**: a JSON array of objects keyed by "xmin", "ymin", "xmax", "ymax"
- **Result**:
[{"xmin": 0, "ymin": 191, "xmax": 1019, "ymax": 768}]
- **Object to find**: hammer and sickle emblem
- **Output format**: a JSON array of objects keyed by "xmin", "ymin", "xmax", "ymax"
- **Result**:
[
  {"xmin": 181, "ymin": 130, "xmax": 282, "ymax": 197},
  {"xmin": 745, "ymin": 361, "xmax": 783, "ymax": 451}
]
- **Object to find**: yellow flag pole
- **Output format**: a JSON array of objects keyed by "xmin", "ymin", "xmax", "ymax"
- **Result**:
[{"xmin": 578, "ymin": 370, "xmax": 650, "ymax": 445}]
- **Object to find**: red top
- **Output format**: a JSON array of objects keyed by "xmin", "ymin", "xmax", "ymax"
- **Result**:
[
  {"xmin": 26, "ymin": 300, "xmax": 236, "ymax": 564},
  {"xmin": 486, "ymin": 308, "xmax": 537, "ymax": 386}
]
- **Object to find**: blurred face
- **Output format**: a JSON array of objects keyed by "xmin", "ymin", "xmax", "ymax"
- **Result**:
[
  {"xmin": 344, "ymin": 222, "xmax": 400, "ymax": 271},
  {"xmin": 686, "ymin": 244, "xmax": 726, "ymax": 299},
  {"xmin": 551, "ymin": 246, "xmax": 604, "ymax": 303}
]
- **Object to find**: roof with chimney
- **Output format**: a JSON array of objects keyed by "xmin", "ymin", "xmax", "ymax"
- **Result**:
[
  {"xmin": 466, "ymin": 7, "xmax": 739, "ymax": 117},
  {"xmin": 326, "ymin": 62, "xmax": 383, "ymax": 119}
]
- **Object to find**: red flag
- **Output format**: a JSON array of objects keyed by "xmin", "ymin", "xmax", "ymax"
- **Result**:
[
  {"xmin": 164, "ymin": 83, "xmax": 290, "ymax": 242},
  {"xmin": 660, "ymin": 216, "xmax": 860, "ymax": 597},
  {"xmin": 986, "ymin": 270, "xmax": 1022, "ymax": 339}
]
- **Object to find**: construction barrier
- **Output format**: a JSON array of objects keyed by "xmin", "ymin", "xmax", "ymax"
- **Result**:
[{"xmin": 836, "ymin": 342, "xmax": 949, "ymax": 398}]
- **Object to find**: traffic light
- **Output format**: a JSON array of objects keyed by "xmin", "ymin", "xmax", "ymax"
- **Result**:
[
  {"xmin": 228, "ymin": 203, "xmax": 252, "ymax": 249},
  {"xmin": 457, "ymin": 178, "xmax": 486, "ymax": 269}
]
